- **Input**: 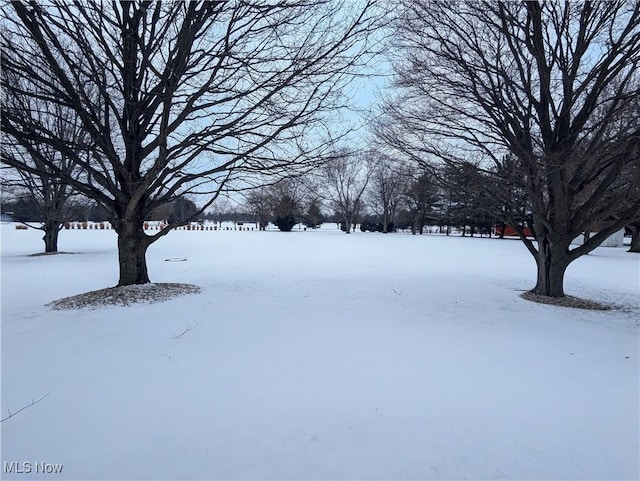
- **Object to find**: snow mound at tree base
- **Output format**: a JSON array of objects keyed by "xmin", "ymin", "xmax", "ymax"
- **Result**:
[
  {"xmin": 28, "ymin": 251, "xmax": 74, "ymax": 257},
  {"xmin": 520, "ymin": 291, "xmax": 611, "ymax": 310},
  {"xmin": 48, "ymin": 283, "xmax": 201, "ymax": 310}
]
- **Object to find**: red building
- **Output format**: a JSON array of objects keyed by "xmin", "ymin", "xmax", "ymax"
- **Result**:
[{"xmin": 494, "ymin": 225, "xmax": 533, "ymax": 237}]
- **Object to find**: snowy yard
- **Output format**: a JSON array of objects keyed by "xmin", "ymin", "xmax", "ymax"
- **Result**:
[{"xmin": 1, "ymin": 223, "xmax": 638, "ymax": 480}]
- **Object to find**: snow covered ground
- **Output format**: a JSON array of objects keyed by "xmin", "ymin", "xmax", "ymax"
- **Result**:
[{"xmin": 1, "ymin": 223, "xmax": 638, "ymax": 480}]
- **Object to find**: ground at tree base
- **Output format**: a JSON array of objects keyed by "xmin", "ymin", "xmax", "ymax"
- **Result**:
[
  {"xmin": 28, "ymin": 251, "xmax": 74, "ymax": 257},
  {"xmin": 520, "ymin": 290, "xmax": 612, "ymax": 310},
  {"xmin": 47, "ymin": 283, "xmax": 201, "ymax": 310}
]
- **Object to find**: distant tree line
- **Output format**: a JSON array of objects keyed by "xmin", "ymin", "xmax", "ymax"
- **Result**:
[
  {"xmin": 240, "ymin": 150, "xmax": 534, "ymax": 237},
  {"xmin": 1, "ymin": 195, "xmax": 202, "ymax": 224}
]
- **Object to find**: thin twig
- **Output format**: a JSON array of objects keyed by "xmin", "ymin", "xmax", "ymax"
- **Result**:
[
  {"xmin": 1, "ymin": 393, "xmax": 50, "ymax": 423},
  {"xmin": 173, "ymin": 320, "xmax": 203, "ymax": 339}
]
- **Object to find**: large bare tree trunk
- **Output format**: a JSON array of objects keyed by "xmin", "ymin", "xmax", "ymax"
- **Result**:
[
  {"xmin": 532, "ymin": 237, "xmax": 570, "ymax": 297},
  {"xmin": 42, "ymin": 221, "xmax": 61, "ymax": 253},
  {"xmin": 113, "ymin": 213, "xmax": 150, "ymax": 286}
]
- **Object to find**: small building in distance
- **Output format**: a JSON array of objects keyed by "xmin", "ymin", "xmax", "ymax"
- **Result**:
[{"xmin": 494, "ymin": 222, "xmax": 625, "ymax": 247}]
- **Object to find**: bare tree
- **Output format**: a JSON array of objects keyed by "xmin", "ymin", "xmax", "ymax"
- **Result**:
[
  {"xmin": 206, "ymin": 197, "xmax": 233, "ymax": 227},
  {"xmin": 245, "ymin": 177, "xmax": 311, "ymax": 231},
  {"xmin": 1, "ymin": 172, "xmax": 76, "ymax": 253},
  {"xmin": 1, "ymin": 1, "xmax": 381, "ymax": 285},
  {"xmin": 367, "ymin": 154, "xmax": 406, "ymax": 233},
  {"xmin": 319, "ymin": 149, "xmax": 371, "ymax": 233},
  {"xmin": 380, "ymin": 1, "xmax": 640, "ymax": 298},
  {"xmin": 245, "ymin": 189, "xmax": 272, "ymax": 230},
  {"xmin": 1, "ymin": 92, "xmax": 87, "ymax": 252}
]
